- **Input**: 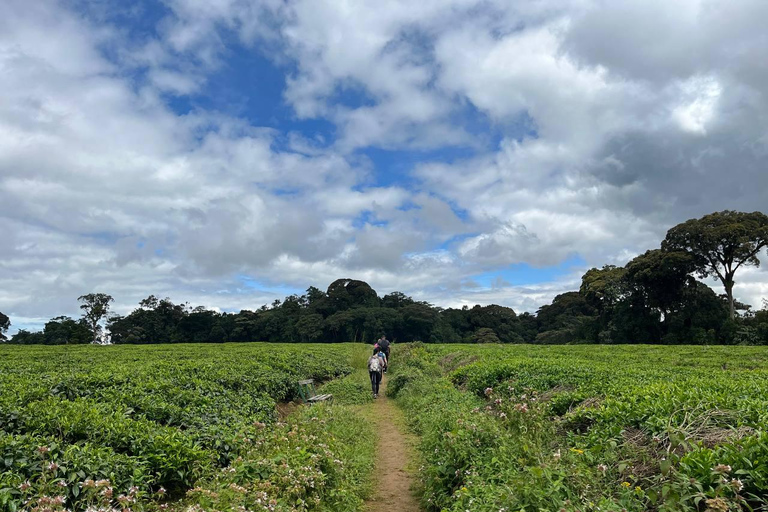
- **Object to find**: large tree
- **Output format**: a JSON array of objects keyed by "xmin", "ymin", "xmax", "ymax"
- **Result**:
[
  {"xmin": 78, "ymin": 293, "xmax": 114, "ymax": 344},
  {"xmin": 0, "ymin": 311, "xmax": 9, "ymax": 341},
  {"xmin": 326, "ymin": 279, "xmax": 379, "ymax": 312},
  {"xmin": 578, "ymin": 265, "xmax": 628, "ymax": 341},
  {"xmin": 662, "ymin": 211, "xmax": 768, "ymax": 319},
  {"xmin": 579, "ymin": 265, "xmax": 627, "ymax": 311},
  {"xmin": 624, "ymin": 249, "xmax": 696, "ymax": 321},
  {"xmin": 43, "ymin": 316, "xmax": 93, "ymax": 344},
  {"xmin": 9, "ymin": 329, "xmax": 45, "ymax": 344},
  {"xmin": 536, "ymin": 291, "xmax": 597, "ymax": 342}
]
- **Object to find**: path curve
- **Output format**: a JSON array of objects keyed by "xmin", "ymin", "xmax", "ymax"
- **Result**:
[{"xmin": 365, "ymin": 376, "xmax": 421, "ymax": 512}]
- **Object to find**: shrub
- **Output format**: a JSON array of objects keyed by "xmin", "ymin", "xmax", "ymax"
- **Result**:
[{"xmin": 393, "ymin": 344, "xmax": 768, "ymax": 512}]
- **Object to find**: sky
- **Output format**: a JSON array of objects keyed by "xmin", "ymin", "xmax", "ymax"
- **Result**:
[{"xmin": 2, "ymin": 0, "xmax": 768, "ymax": 334}]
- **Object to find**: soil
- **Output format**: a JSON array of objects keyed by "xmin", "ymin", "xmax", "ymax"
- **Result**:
[
  {"xmin": 365, "ymin": 376, "xmax": 421, "ymax": 512},
  {"xmin": 275, "ymin": 401, "xmax": 298, "ymax": 419}
]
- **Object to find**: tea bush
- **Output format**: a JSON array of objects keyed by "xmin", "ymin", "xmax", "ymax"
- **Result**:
[
  {"xmin": 182, "ymin": 403, "xmax": 376, "ymax": 511},
  {"xmin": 318, "ymin": 371, "xmax": 373, "ymax": 405},
  {"xmin": 0, "ymin": 343, "xmax": 373, "ymax": 512},
  {"xmin": 393, "ymin": 344, "xmax": 768, "ymax": 512}
]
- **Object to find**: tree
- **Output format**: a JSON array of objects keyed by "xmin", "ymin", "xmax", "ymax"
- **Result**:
[
  {"xmin": 326, "ymin": 279, "xmax": 379, "ymax": 312},
  {"xmin": 400, "ymin": 302, "xmax": 438, "ymax": 341},
  {"xmin": 0, "ymin": 311, "xmax": 9, "ymax": 341},
  {"xmin": 664, "ymin": 282, "xmax": 727, "ymax": 344},
  {"xmin": 382, "ymin": 291, "xmax": 414, "ymax": 309},
  {"xmin": 515, "ymin": 312, "xmax": 539, "ymax": 342},
  {"xmin": 139, "ymin": 295, "xmax": 160, "ymax": 310},
  {"xmin": 295, "ymin": 314, "xmax": 325, "ymax": 342},
  {"xmin": 468, "ymin": 305, "xmax": 519, "ymax": 343},
  {"xmin": 662, "ymin": 211, "xmax": 768, "ymax": 319},
  {"xmin": 579, "ymin": 266, "xmax": 630, "ymax": 340},
  {"xmin": 178, "ymin": 309, "xmax": 220, "ymax": 342},
  {"xmin": 230, "ymin": 310, "xmax": 260, "ymax": 341},
  {"xmin": 78, "ymin": 293, "xmax": 114, "ymax": 344},
  {"xmin": 43, "ymin": 316, "xmax": 93, "ymax": 344},
  {"xmin": 10, "ymin": 329, "xmax": 45, "ymax": 344},
  {"xmin": 468, "ymin": 304, "xmax": 517, "ymax": 328},
  {"xmin": 536, "ymin": 292, "xmax": 597, "ymax": 343},
  {"xmin": 440, "ymin": 307, "xmax": 471, "ymax": 342},
  {"xmin": 580, "ymin": 265, "xmax": 627, "ymax": 311},
  {"xmin": 472, "ymin": 327, "xmax": 501, "ymax": 344},
  {"xmin": 325, "ymin": 310, "xmax": 360, "ymax": 341},
  {"xmin": 624, "ymin": 249, "xmax": 697, "ymax": 338},
  {"xmin": 751, "ymin": 299, "xmax": 768, "ymax": 345}
]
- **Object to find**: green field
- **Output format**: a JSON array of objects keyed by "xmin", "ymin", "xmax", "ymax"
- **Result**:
[
  {"xmin": 0, "ymin": 343, "xmax": 375, "ymax": 512},
  {"xmin": 390, "ymin": 344, "xmax": 768, "ymax": 512},
  {"xmin": 4, "ymin": 343, "xmax": 768, "ymax": 512}
]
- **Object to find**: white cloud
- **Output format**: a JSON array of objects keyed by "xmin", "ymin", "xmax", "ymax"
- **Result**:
[
  {"xmin": 2, "ymin": 0, "xmax": 768, "ymax": 334},
  {"xmin": 672, "ymin": 75, "xmax": 722, "ymax": 135}
]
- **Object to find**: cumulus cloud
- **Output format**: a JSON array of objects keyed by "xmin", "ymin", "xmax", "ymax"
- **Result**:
[{"xmin": 1, "ymin": 0, "xmax": 768, "ymax": 332}]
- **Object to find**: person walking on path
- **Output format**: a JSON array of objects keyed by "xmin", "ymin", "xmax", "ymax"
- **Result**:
[
  {"xmin": 368, "ymin": 347, "xmax": 384, "ymax": 398},
  {"xmin": 377, "ymin": 335, "xmax": 391, "ymax": 371},
  {"xmin": 376, "ymin": 346, "xmax": 388, "ymax": 372}
]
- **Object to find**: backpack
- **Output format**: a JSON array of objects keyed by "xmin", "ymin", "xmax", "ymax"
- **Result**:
[{"xmin": 368, "ymin": 355, "xmax": 382, "ymax": 372}]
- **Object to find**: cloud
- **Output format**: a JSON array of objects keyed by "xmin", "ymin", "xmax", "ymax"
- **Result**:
[{"xmin": 2, "ymin": 0, "xmax": 768, "ymax": 333}]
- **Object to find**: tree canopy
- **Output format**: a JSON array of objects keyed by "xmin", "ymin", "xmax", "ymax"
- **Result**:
[
  {"xmin": 78, "ymin": 293, "xmax": 114, "ymax": 344},
  {"xmin": 662, "ymin": 210, "xmax": 768, "ymax": 319},
  {"xmin": 0, "ymin": 311, "xmax": 10, "ymax": 341}
]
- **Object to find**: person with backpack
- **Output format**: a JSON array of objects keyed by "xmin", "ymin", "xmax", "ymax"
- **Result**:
[
  {"xmin": 368, "ymin": 347, "xmax": 384, "ymax": 398},
  {"xmin": 376, "ymin": 346, "xmax": 388, "ymax": 372},
  {"xmin": 377, "ymin": 336, "xmax": 391, "ymax": 371}
]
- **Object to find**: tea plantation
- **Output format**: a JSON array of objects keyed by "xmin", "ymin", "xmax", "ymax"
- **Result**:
[
  {"xmin": 5, "ymin": 342, "xmax": 768, "ymax": 512},
  {"xmin": 0, "ymin": 343, "xmax": 375, "ymax": 512},
  {"xmin": 390, "ymin": 344, "xmax": 768, "ymax": 512}
]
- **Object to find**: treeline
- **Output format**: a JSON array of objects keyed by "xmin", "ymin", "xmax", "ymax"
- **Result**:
[
  {"xmin": 2, "ymin": 210, "xmax": 767, "ymax": 345},
  {"xmin": 0, "ymin": 282, "xmax": 534, "ymax": 345},
  {"xmin": 105, "ymin": 286, "xmax": 536, "ymax": 344}
]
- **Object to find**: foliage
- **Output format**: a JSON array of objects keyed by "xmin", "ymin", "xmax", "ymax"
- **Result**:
[
  {"xmin": 624, "ymin": 249, "xmax": 696, "ymax": 318},
  {"xmin": 7, "ymin": 329, "xmax": 46, "ymax": 345},
  {"xmin": 103, "ymin": 286, "xmax": 529, "ymax": 346},
  {"xmin": 318, "ymin": 371, "xmax": 373, "ymax": 405},
  {"xmin": 0, "ymin": 312, "xmax": 9, "ymax": 341},
  {"xmin": 7, "ymin": 318, "xmax": 93, "ymax": 346},
  {"xmin": 77, "ymin": 294, "xmax": 114, "ymax": 344},
  {"xmin": 662, "ymin": 210, "xmax": 768, "ymax": 319},
  {"xmin": 393, "ymin": 344, "xmax": 768, "ymax": 512},
  {"xmin": 0, "ymin": 343, "xmax": 371, "ymax": 511},
  {"xmin": 181, "ymin": 404, "xmax": 376, "ymax": 512},
  {"xmin": 739, "ymin": 300, "xmax": 768, "ymax": 345},
  {"xmin": 471, "ymin": 328, "xmax": 500, "ymax": 344}
]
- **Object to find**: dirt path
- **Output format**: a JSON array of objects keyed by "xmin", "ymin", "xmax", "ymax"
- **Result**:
[{"xmin": 365, "ymin": 375, "xmax": 421, "ymax": 512}]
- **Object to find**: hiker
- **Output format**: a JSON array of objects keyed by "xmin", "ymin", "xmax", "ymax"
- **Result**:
[
  {"xmin": 368, "ymin": 347, "xmax": 384, "ymax": 398},
  {"xmin": 373, "ymin": 341, "xmax": 387, "ymax": 371},
  {"xmin": 377, "ymin": 335, "xmax": 391, "ymax": 371},
  {"xmin": 376, "ymin": 345, "xmax": 388, "ymax": 372}
]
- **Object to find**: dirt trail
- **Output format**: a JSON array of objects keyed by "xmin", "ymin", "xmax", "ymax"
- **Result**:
[{"xmin": 365, "ymin": 375, "xmax": 421, "ymax": 512}]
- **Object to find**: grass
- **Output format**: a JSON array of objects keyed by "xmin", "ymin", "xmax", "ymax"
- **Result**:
[{"xmin": 319, "ymin": 344, "xmax": 375, "ymax": 405}]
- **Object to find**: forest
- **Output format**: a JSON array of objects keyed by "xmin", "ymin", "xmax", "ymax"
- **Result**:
[{"xmin": 2, "ymin": 210, "xmax": 768, "ymax": 346}]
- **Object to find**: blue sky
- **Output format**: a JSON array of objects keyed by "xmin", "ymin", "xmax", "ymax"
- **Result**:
[{"xmin": 2, "ymin": 0, "xmax": 768, "ymax": 334}]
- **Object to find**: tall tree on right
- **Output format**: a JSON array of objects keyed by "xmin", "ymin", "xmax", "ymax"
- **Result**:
[{"xmin": 662, "ymin": 211, "xmax": 768, "ymax": 319}]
